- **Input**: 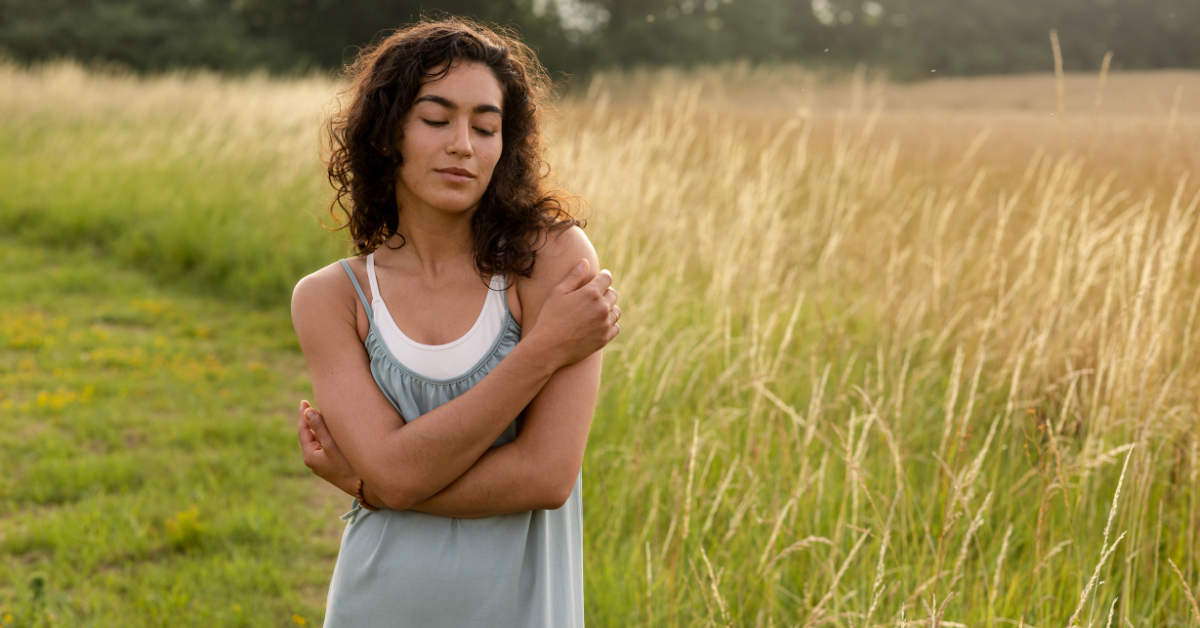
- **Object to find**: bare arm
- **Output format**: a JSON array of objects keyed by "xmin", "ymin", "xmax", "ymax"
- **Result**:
[
  {"xmin": 302, "ymin": 344, "xmax": 599, "ymax": 517},
  {"xmin": 291, "ymin": 247, "xmax": 617, "ymax": 511},
  {"xmin": 406, "ymin": 228, "xmax": 608, "ymax": 517},
  {"xmin": 405, "ymin": 353, "xmax": 601, "ymax": 517}
]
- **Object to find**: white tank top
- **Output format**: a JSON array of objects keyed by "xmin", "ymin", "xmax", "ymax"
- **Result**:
[{"xmin": 366, "ymin": 252, "xmax": 508, "ymax": 380}]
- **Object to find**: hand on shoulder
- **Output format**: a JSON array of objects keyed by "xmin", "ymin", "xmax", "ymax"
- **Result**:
[
  {"xmin": 517, "ymin": 225, "xmax": 620, "ymax": 368},
  {"xmin": 517, "ymin": 225, "xmax": 600, "ymax": 331}
]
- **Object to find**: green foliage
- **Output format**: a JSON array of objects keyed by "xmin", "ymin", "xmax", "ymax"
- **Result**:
[
  {"xmin": 583, "ymin": 0, "xmax": 827, "ymax": 67},
  {"xmin": 229, "ymin": 0, "xmax": 587, "ymax": 73},
  {"xmin": 0, "ymin": 0, "xmax": 289, "ymax": 73},
  {"xmin": 1, "ymin": 0, "xmax": 1198, "ymax": 78},
  {"xmin": 0, "ymin": 0, "xmax": 584, "ymax": 74},
  {"xmin": 864, "ymin": 0, "xmax": 1200, "ymax": 76}
]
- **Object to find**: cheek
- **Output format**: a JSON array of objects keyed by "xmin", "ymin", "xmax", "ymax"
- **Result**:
[
  {"xmin": 398, "ymin": 129, "xmax": 433, "ymax": 164},
  {"xmin": 480, "ymin": 140, "xmax": 504, "ymax": 177},
  {"xmin": 395, "ymin": 131, "xmax": 434, "ymax": 185}
]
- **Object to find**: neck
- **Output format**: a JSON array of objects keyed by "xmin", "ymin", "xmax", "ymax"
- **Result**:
[{"xmin": 380, "ymin": 201, "xmax": 476, "ymax": 280}]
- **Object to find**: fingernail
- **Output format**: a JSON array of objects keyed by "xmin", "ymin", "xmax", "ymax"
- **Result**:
[
  {"xmin": 305, "ymin": 409, "xmax": 317, "ymax": 421},
  {"xmin": 575, "ymin": 260, "xmax": 587, "ymax": 272}
]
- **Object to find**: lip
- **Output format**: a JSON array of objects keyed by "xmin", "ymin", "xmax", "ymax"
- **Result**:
[{"xmin": 435, "ymin": 167, "xmax": 475, "ymax": 183}]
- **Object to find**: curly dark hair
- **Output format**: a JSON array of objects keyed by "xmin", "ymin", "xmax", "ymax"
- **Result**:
[{"xmin": 324, "ymin": 16, "xmax": 581, "ymax": 279}]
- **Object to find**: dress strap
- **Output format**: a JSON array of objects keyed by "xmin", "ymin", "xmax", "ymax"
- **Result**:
[
  {"xmin": 366, "ymin": 253, "xmax": 384, "ymax": 303},
  {"xmin": 338, "ymin": 259, "xmax": 374, "ymax": 320},
  {"xmin": 497, "ymin": 274, "xmax": 516, "ymax": 322}
]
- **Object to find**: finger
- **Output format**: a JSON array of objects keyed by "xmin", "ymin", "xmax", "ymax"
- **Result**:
[
  {"xmin": 297, "ymin": 412, "xmax": 309, "ymax": 447},
  {"xmin": 305, "ymin": 408, "xmax": 338, "ymax": 450},
  {"xmin": 602, "ymin": 286, "xmax": 618, "ymax": 308},
  {"xmin": 298, "ymin": 412, "xmax": 320, "ymax": 454},
  {"xmin": 558, "ymin": 259, "xmax": 591, "ymax": 293},
  {"xmin": 587, "ymin": 269, "xmax": 613, "ymax": 293},
  {"xmin": 607, "ymin": 305, "xmax": 621, "ymax": 326},
  {"xmin": 299, "ymin": 400, "xmax": 316, "ymax": 434},
  {"xmin": 298, "ymin": 401, "xmax": 312, "ymax": 440}
]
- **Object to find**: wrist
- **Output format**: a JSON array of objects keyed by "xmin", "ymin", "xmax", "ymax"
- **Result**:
[
  {"xmin": 355, "ymin": 478, "xmax": 381, "ymax": 511},
  {"xmin": 338, "ymin": 472, "xmax": 358, "ymax": 496},
  {"xmin": 513, "ymin": 332, "xmax": 565, "ymax": 376}
]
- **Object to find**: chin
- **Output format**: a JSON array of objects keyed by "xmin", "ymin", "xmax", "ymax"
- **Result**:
[
  {"xmin": 428, "ymin": 190, "xmax": 486, "ymax": 213},
  {"xmin": 421, "ymin": 200, "xmax": 478, "ymax": 217},
  {"xmin": 399, "ymin": 178, "xmax": 489, "ymax": 215}
]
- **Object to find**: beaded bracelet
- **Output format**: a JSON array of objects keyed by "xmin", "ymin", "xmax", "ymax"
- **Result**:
[{"xmin": 356, "ymin": 478, "xmax": 380, "ymax": 511}]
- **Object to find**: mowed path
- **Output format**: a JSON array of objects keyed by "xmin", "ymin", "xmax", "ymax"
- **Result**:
[{"xmin": 0, "ymin": 240, "xmax": 344, "ymax": 626}]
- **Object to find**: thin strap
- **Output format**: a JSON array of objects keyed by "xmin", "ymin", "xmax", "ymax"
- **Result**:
[
  {"xmin": 497, "ymin": 273, "xmax": 515, "ymax": 323},
  {"xmin": 366, "ymin": 253, "xmax": 383, "ymax": 303},
  {"xmin": 338, "ymin": 259, "xmax": 374, "ymax": 320}
]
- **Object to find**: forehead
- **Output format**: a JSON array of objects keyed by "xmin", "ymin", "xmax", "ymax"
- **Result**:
[{"xmin": 416, "ymin": 62, "xmax": 503, "ymax": 109}]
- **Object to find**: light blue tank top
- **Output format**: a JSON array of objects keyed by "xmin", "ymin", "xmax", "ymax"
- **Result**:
[{"xmin": 322, "ymin": 259, "xmax": 584, "ymax": 627}]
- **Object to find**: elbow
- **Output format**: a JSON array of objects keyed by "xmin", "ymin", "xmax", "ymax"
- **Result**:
[
  {"xmin": 531, "ymin": 474, "xmax": 576, "ymax": 511},
  {"xmin": 539, "ymin": 489, "xmax": 571, "ymax": 511},
  {"xmin": 532, "ymin": 491, "xmax": 569, "ymax": 511},
  {"xmin": 371, "ymin": 479, "xmax": 421, "ymax": 512},
  {"xmin": 523, "ymin": 449, "xmax": 582, "ymax": 511},
  {"xmin": 378, "ymin": 492, "xmax": 418, "ymax": 512}
]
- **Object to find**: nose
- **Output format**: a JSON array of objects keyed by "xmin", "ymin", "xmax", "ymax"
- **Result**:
[{"xmin": 447, "ymin": 120, "xmax": 473, "ymax": 158}]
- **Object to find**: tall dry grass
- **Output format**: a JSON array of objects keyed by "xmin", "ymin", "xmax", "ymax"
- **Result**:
[
  {"xmin": 2, "ymin": 61, "xmax": 1199, "ymax": 626},
  {"xmin": 564, "ymin": 66, "xmax": 1200, "ymax": 627}
]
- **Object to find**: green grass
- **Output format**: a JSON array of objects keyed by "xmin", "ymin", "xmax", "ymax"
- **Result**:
[
  {"xmin": 0, "ymin": 240, "xmax": 340, "ymax": 627},
  {"xmin": 3, "ymin": 64, "xmax": 1200, "ymax": 627},
  {"xmin": 0, "ymin": 117, "xmax": 335, "ymax": 308},
  {"xmin": 0, "ymin": 70, "xmax": 341, "ymax": 307},
  {"xmin": 6, "ymin": 236, "xmax": 1191, "ymax": 626}
]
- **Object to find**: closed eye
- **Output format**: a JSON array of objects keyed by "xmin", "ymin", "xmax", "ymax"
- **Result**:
[
  {"xmin": 474, "ymin": 127, "xmax": 497, "ymax": 137},
  {"xmin": 421, "ymin": 119, "xmax": 447, "ymax": 127}
]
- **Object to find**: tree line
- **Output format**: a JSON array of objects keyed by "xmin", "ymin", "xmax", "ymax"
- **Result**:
[{"xmin": 1, "ymin": 0, "xmax": 1196, "ymax": 78}]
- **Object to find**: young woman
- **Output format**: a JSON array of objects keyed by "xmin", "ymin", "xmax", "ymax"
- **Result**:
[{"xmin": 289, "ymin": 19, "xmax": 619, "ymax": 627}]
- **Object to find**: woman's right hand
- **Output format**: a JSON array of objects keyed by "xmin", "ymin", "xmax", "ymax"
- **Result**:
[
  {"xmin": 298, "ymin": 400, "xmax": 357, "ymax": 496},
  {"xmin": 529, "ymin": 258, "xmax": 620, "ymax": 368}
]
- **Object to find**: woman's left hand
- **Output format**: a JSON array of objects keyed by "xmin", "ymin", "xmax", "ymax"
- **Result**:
[{"xmin": 298, "ymin": 400, "xmax": 356, "ymax": 494}]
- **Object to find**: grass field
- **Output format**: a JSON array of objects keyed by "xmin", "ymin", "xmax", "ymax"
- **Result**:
[
  {"xmin": 2, "ymin": 60, "xmax": 1200, "ymax": 627},
  {"xmin": 0, "ymin": 241, "xmax": 341, "ymax": 626}
]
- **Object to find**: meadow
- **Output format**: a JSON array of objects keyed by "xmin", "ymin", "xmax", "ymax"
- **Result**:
[{"xmin": 1, "ymin": 60, "xmax": 1199, "ymax": 627}]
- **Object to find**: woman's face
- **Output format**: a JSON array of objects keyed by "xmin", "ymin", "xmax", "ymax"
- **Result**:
[{"xmin": 394, "ymin": 61, "xmax": 504, "ymax": 217}]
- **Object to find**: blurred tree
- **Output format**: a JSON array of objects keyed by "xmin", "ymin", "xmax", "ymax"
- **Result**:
[
  {"xmin": 0, "ymin": 0, "xmax": 582, "ymax": 74},
  {"xmin": 228, "ymin": 0, "xmax": 586, "ymax": 74},
  {"xmin": 581, "ymin": 0, "xmax": 826, "ymax": 67},
  {"xmin": 811, "ymin": 0, "xmax": 1200, "ymax": 77},
  {"xmin": 0, "ymin": 0, "xmax": 283, "ymax": 72},
  {"xmin": 0, "ymin": 0, "xmax": 1196, "ymax": 76}
]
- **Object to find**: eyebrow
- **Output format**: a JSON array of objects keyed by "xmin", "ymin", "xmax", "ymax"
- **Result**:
[{"xmin": 414, "ymin": 94, "xmax": 502, "ymax": 115}]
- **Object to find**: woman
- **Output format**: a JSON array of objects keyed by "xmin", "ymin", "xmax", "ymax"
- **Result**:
[{"xmin": 289, "ymin": 18, "xmax": 619, "ymax": 627}]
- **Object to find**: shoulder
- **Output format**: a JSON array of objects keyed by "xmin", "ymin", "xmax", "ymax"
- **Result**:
[
  {"xmin": 514, "ymin": 225, "xmax": 600, "ymax": 331},
  {"xmin": 530, "ymin": 225, "xmax": 599, "ymax": 283},
  {"xmin": 291, "ymin": 258, "xmax": 363, "ymax": 334}
]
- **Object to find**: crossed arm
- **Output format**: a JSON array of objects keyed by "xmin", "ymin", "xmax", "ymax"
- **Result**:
[{"xmin": 290, "ymin": 227, "xmax": 616, "ymax": 517}]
